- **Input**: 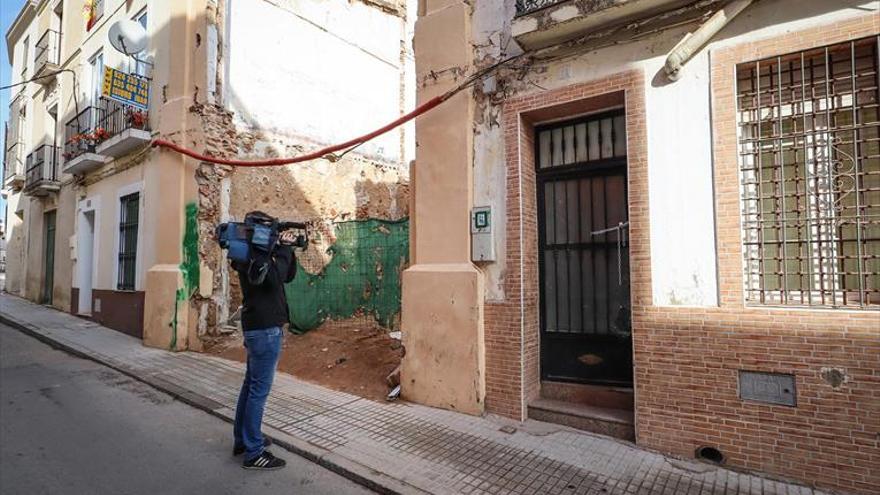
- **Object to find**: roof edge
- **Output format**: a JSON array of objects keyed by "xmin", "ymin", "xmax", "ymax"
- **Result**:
[{"xmin": 6, "ymin": 1, "xmax": 38, "ymax": 61}]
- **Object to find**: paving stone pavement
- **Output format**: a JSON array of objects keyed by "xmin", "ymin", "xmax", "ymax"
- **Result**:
[{"xmin": 0, "ymin": 294, "xmax": 830, "ymax": 495}]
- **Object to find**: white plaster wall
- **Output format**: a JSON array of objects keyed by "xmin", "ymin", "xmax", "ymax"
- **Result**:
[
  {"xmin": 70, "ymin": 165, "xmax": 146, "ymax": 292},
  {"xmin": 3, "ymin": 192, "xmax": 27, "ymax": 296},
  {"xmin": 226, "ymin": 0, "xmax": 407, "ymax": 164},
  {"xmin": 471, "ymin": 0, "xmax": 876, "ymax": 307},
  {"xmin": 643, "ymin": 48, "xmax": 718, "ymax": 306}
]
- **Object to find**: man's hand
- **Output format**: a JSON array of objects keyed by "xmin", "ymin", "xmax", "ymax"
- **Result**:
[{"xmin": 279, "ymin": 231, "xmax": 297, "ymax": 245}]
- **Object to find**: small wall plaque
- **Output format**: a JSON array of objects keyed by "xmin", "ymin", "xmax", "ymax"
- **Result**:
[{"xmin": 739, "ymin": 371, "xmax": 796, "ymax": 407}]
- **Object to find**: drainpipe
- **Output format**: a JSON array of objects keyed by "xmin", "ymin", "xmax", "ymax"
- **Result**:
[{"xmin": 664, "ymin": 0, "xmax": 755, "ymax": 81}]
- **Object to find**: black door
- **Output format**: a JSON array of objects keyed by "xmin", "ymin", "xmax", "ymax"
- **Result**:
[
  {"xmin": 43, "ymin": 210, "xmax": 56, "ymax": 305},
  {"xmin": 536, "ymin": 110, "xmax": 632, "ymax": 386}
]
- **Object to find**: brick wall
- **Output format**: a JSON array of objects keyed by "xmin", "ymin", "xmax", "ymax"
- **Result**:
[
  {"xmin": 488, "ymin": 15, "xmax": 879, "ymax": 494},
  {"xmin": 635, "ymin": 15, "xmax": 878, "ymax": 494}
]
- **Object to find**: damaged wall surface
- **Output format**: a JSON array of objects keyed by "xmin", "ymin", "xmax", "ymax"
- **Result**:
[
  {"xmin": 225, "ymin": 0, "xmax": 411, "ymax": 164},
  {"xmin": 192, "ymin": 0, "xmax": 414, "ymax": 341}
]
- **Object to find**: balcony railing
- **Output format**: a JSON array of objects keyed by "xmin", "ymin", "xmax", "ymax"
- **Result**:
[
  {"xmin": 9, "ymin": 90, "xmax": 23, "ymax": 119},
  {"xmin": 515, "ymin": 0, "xmax": 564, "ymax": 15},
  {"xmin": 64, "ymin": 105, "xmax": 106, "ymax": 161},
  {"xmin": 34, "ymin": 29, "xmax": 61, "ymax": 79},
  {"xmin": 24, "ymin": 144, "xmax": 61, "ymax": 194},
  {"xmin": 98, "ymin": 97, "xmax": 150, "ymax": 136}
]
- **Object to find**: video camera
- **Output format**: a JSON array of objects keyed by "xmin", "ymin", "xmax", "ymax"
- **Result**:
[{"xmin": 215, "ymin": 211, "xmax": 309, "ymax": 264}]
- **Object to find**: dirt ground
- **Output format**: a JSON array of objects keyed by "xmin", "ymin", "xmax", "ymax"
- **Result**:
[{"xmin": 207, "ymin": 318, "xmax": 402, "ymax": 402}]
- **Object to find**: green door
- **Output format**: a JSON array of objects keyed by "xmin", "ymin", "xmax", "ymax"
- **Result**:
[{"xmin": 42, "ymin": 210, "xmax": 56, "ymax": 305}]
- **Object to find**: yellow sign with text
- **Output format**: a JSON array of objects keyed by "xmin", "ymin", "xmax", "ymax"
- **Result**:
[{"xmin": 102, "ymin": 67, "xmax": 149, "ymax": 110}]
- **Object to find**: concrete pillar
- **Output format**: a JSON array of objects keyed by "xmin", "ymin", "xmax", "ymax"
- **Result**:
[
  {"xmin": 143, "ymin": 0, "xmax": 206, "ymax": 351},
  {"xmin": 401, "ymin": 0, "xmax": 486, "ymax": 416}
]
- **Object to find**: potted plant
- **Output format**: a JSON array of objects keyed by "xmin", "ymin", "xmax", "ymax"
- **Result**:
[
  {"xmin": 92, "ymin": 127, "xmax": 110, "ymax": 143},
  {"xmin": 128, "ymin": 110, "xmax": 147, "ymax": 130},
  {"xmin": 66, "ymin": 133, "xmax": 95, "ymax": 156}
]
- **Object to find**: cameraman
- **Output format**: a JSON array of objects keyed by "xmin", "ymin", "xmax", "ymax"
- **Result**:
[{"xmin": 231, "ymin": 211, "xmax": 297, "ymax": 470}]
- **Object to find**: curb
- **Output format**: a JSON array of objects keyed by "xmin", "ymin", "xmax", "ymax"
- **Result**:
[{"xmin": 0, "ymin": 310, "xmax": 429, "ymax": 495}]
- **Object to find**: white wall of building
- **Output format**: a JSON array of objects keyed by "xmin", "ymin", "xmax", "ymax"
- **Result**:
[{"xmin": 226, "ymin": 0, "xmax": 408, "ymax": 164}]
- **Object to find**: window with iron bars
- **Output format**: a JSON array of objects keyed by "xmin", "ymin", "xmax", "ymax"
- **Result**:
[
  {"xmin": 117, "ymin": 192, "xmax": 140, "ymax": 291},
  {"xmin": 736, "ymin": 36, "xmax": 880, "ymax": 309}
]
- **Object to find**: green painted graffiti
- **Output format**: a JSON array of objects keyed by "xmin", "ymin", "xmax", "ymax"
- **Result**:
[
  {"xmin": 169, "ymin": 202, "xmax": 200, "ymax": 350},
  {"xmin": 286, "ymin": 219, "xmax": 408, "ymax": 333},
  {"xmin": 180, "ymin": 202, "xmax": 200, "ymax": 297}
]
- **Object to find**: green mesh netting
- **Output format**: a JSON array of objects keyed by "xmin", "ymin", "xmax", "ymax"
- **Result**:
[{"xmin": 285, "ymin": 219, "xmax": 408, "ymax": 333}]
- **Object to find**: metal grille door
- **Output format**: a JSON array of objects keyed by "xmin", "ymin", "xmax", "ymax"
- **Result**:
[{"xmin": 536, "ymin": 110, "xmax": 633, "ymax": 385}]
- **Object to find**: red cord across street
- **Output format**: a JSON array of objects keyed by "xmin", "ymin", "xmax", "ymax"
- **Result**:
[{"xmin": 151, "ymin": 95, "xmax": 447, "ymax": 167}]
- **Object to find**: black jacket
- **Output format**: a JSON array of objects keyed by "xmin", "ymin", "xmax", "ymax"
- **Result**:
[{"xmin": 233, "ymin": 246, "xmax": 297, "ymax": 331}]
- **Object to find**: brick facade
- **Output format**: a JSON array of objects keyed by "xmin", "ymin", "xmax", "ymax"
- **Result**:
[
  {"xmin": 488, "ymin": 71, "xmax": 649, "ymax": 420},
  {"xmin": 486, "ymin": 16, "xmax": 879, "ymax": 495}
]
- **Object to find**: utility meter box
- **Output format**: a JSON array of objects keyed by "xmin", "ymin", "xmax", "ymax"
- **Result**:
[{"xmin": 471, "ymin": 206, "xmax": 495, "ymax": 262}]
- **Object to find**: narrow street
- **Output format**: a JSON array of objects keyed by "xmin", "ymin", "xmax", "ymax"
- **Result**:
[{"xmin": 0, "ymin": 322, "xmax": 373, "ymax": 495}]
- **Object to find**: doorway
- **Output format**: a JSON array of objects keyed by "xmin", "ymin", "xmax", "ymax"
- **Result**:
[
  {"xmin": 42, "ymin": 210, "xmax": 56, "ymax": 305},
  {"xmin": 536, "ymin": 110, "xmax": 632, "ymax": 386},
  {"xmin": 78, "ymin": 206, "xmax": 96, "ymax": 316}
]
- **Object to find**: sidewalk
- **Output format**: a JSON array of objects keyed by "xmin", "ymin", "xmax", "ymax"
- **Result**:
[{"xmin": 0, "ymin": 294, "xmax": 827, "ymax": 495}]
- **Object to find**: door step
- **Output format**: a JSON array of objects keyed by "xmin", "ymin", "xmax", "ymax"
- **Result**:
[
  {"xmin": 528, "ymin": 398, "xmax": 635, "ymax": 441},
  {"xmin": 540, "ymin": 381, "xmax": 634, "ymax": 410}
]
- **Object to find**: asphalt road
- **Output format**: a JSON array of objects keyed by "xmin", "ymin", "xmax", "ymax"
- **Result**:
[{"xmin": 0, "ymin": 322, "xmax": 374, "ymax": 495}]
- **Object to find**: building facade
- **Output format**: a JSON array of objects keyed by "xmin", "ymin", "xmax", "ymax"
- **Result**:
[
  {"xmin": 2, "ymin": 0, "xmax": 413, "ymax": 348},
  {"xmin": 401, "ymin": 1, "xmax": 879, "ymax": 493}
]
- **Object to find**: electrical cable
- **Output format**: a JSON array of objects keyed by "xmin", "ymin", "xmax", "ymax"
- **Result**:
[
  {"xmin": 151, "ymin": 52, "xmax": 524, "ymax": 167},
  {"xmin": 2, "ymin": 68, "xmax": 82, "ymax": 133},
  {"xmin": 13, "ymin": 0, "xmax": 725, "ymax": 168}
]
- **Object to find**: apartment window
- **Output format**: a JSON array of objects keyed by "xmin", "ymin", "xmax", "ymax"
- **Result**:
[
  {"xmin": 21, "ymin": 37, "xmax": 29, "ymax": 80},
  {"xmin": 133, "ymin": 10, "xmax": 148, "ymax": 77},
  {"xmin": 89, "ymin": 50, "xmax": 104, "ymax": 106},
  {"xmin": 88, "ymin": 50, "xmax": 104, "ymax": 130},
  {"xmin": 117, "ymin": 192, "xmax": 140, "ymax": 291},
  {"xmin": 736, "ymin": 36, "xmax": 880, "ymax": 309}
]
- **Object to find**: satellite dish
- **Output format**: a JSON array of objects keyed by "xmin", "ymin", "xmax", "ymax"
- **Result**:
[{"xmin": 109, "ymin": 20, "xmax": 148, "ymax": 55}]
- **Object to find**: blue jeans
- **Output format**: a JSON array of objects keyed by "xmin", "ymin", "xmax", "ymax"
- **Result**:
[{"xmin": 233, "ymin": 326, "xmax": 282, "ymax": 461}]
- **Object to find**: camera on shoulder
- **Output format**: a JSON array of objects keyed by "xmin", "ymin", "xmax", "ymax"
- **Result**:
[{"xmin": 215, "ymin": 211, "xmax": 308, "ymax": 264}]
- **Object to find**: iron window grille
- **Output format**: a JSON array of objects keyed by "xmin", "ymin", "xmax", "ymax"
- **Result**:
[
  {"xmin": 515, "ymin": 0, "xmax": 564, "ymax": 16},
  {"xmin": 736, "ymin": 36, "xmax": 880, "ymax": 309},
  {"xmin": 118, "ymin": 192, "xmax": 140, "ymax": 291}
]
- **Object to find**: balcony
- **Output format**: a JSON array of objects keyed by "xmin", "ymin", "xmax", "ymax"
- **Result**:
[
  {"xmin": 94, "ymin": 98, "xmax": 151, "ymax": 158},
  {"xmin": 63, "ymin": 105, "xmax": 110, "ymax": 175},
  {"xmin": 512, "ymin": 0, "xmax": 691, "ymax": 50},
  {"xmin": 3, "ymin": 141, "xmax": 25, "ymax": 190},
  {"xmin": 33, "ymin": 29, "xmax": 61, "ymax": 85},
  {"xmin": 24, "ymin": 144, "xmax": 61, "ymax": 196},
  {"xmin": 515, "ymin": 0, "xmax": 564, "ymax": 15}
]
